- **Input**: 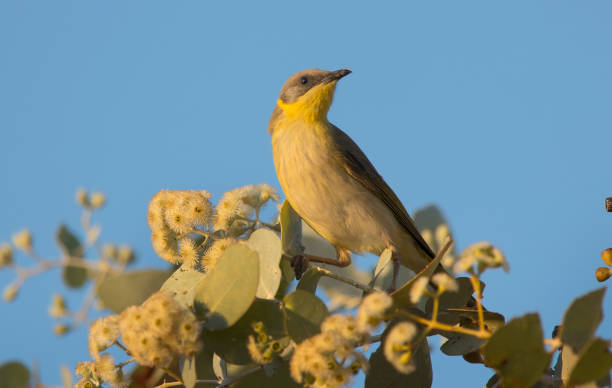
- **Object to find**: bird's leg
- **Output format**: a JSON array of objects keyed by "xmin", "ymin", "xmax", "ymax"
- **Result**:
[
  {"xmin": 290, "ymin": 247, "xmax": 352, "ymax": 280},
  {"xmin": 388, "ymin": 248, "xmax": 400, "ymax": 293}
]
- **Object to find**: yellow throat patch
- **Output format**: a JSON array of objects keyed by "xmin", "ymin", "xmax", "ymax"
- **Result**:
[{"xmin": 277, "ymin": 81, "xmax": 337, "ymax": 123}]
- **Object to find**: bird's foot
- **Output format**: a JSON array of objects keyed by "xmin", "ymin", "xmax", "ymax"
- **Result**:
[{"xmin": 290, "ymin": 254, "xmax": 310, "ymax": 280}]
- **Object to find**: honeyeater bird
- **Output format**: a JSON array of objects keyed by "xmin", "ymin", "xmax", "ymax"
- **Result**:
[{"xmin": 269, "ymin": 68, "xmax": 437, "ymax": 290}]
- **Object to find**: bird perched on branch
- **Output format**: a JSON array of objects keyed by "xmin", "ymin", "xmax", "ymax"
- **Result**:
[{"xmin": 269, "ymin": 68, "xmax": 436, "ymax": 290}]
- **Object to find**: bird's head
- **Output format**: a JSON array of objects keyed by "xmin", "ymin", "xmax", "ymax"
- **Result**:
[{"xmin": 274, "ymin": 68, "xmax": 351, "ymax": 124}]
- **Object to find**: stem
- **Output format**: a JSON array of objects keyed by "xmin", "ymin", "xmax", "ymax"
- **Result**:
[
  {"xmin": 114, "ymin": 341, "xmax": 130, "ymax": 354},
  {"xmin": 218, "ymin": 365, "xmax": 265, "ymax": 387},
  {"xmin": 431, "ymin": 294, "xmax": 440, "ymax": 323},
  {"xmin": 117, "ymin": 358, "xmax": 134, "ymax": 368},
  {"xmin": 397, "ymin": 310, "xmax": 490, "ymax": 339},
  {"xmin": 469, "ymin": 275, "xmax": 485, "ymax": 332},
  {"xmin": 154, "ymin": 382, "xmax": 183, "ymax": 388},
  {"xmin": 161, "ymin": 368, "xmax": 183, "ymax": 385},
  {"xmin": 313, "ymin": 266, "xmax": 374, "ymax": 293}
]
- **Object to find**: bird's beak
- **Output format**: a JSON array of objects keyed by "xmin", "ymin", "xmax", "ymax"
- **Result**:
[{"xmin": 323, "ymin": 69, "xmax": 352, "ymax": 84}]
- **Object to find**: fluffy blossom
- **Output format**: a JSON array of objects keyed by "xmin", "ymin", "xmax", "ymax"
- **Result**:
[
  {"xmin": 356, "ymin": 291, "xmax": 393, "ymax": 333},
  {"xmin": 409, "ymin": 277, "xmax": 430, "ymax": 304},
  {"xmin": 118, "ymin": 290, "xmax": 201, "ymax": 367},
  {"xmin": 383, "ymin": 322, "xmax": 418, "ymax": 374},
  {"xmin": 454, "ymin": 241, "xmax": 508, "ymax": 274}
]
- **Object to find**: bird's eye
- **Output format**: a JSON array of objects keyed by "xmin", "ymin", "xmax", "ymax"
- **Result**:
[{"xmin": 300, "ymin": 77, "xmax": 308, "ymax": 85}]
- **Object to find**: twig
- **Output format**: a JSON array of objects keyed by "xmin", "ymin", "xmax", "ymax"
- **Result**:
[
  {"xmin": 469, "ymin": 275, "xmax": 485, "ymax": 332},
  {"xmin": 313, "ymin": 266, "xmax": 374, "ymax": 293},
  {"xmin": 397, "ymin": 310, "xmax": 490, "ymax": 339}
]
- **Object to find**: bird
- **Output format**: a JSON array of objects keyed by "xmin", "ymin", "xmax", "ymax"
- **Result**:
[{"xmin": 269, "ymin": 68, "xmax": 436, "ymax": 290}]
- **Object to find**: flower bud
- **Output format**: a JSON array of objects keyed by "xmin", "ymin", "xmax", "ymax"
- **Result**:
[
  {"xmin": 12, "ymin": 229, "xmax": 32, "ymax": 252},
  {"xmin": 0, "ymin": 243, "xmax": 13, "ymax": 268},
  {"xmin": 595, "ymin": 267, "xmax": 612, "ymax": 282},
  {"xmin": 3, "ymin": 285, "xmax": 18, "ymax": 302},
  {"xmin": 90, "ymin": 192, "xmax": 107, "ymax": 209},
  {"xmin": 76, "ymin": 188, "xmax": 89, "ymax": 207},
  {"xmin": 49, "ymin": 294, "xmax": 69, "ymax": 317},
  {"xmin": 54, "ymin": 324, "xmax": 70, "ymax": 336},
  {"xmin": 103, "ymin": 244, "xmax": 118, "ymax": 259},
  {"xmin": 601, "ymin": 248, "xmax": 612, "ymax": 267},
  {"xmin": 117, "ymin": 245, "xmax": 135, "ymax": 264}
]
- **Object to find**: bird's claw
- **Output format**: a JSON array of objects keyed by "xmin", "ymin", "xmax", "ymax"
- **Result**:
[{"xmin": 290, "ymin": 254, "xmax": 309, "ymax": 280}]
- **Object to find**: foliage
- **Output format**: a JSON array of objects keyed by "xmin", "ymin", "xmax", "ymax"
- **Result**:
[{"xmin": 0, "ymin": 187, "xmax": 611, "ymax": 388}]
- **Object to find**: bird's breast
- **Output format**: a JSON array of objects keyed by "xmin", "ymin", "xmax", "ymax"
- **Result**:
[{"xmin": 271, "ymin": 121, "xmax": 399, "ymax": 255}]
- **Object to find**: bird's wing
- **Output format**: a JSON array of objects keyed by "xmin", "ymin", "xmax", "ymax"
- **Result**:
[{"xmin": 330, "ymin": 124, "xmax": 436, "ymax": 259}]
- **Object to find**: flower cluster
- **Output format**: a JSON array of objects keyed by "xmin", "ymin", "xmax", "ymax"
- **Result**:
[
  {"xmin": 383, "ymin": 321, "xmax": 418, "ymax": 374},
  {"xmin": 118, "ymin": 291, "xmax": 202, "ymax": 367},
  {"xmin": 247, "ymin": 321, "xmax": 286, "ymax": 364},
  {"xmin": 289, "ymin": 291, "xmax": 393, "ymax": 387},
  {"xmin": 148, "ymin": 189, "xmax": 212, "ymax": 266},
  {"xmin": 213, "ymin": 184, "xmax": 279, "ymax": 236},
  {"xmin": 147, "ymin": 185, "xmax": 278, "ymax": 268},
  {"xmin": 75, "ymin": 354, "xmax": 123, "ymax": 388},
  {"xmin": 82, "ymin": 291, "xmax": 201, "ymax": 386},
  {"xmin": 454, "ymin": 241, "xmax": 508, "ymax": 274}
]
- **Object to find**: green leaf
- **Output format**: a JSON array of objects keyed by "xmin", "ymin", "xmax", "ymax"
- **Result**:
[
  {"xmin": 440, "ymin": 332, "xmax": 486, "ymax": 356},
  {"xmin": 444, "ymin": 308, "xmax": 505, "ymax": 333},
  {"xmin": 280, "ymin": 200, "xmax": 303, "ymax": 258},
  {"xmin": 180, "ymin": 356, "xmax": 197, "ymax": 388},
  {"xmin": 390, "ymin": 249, "xmax": 445, "ymax": 308},
  {"xmin": 247, "ymin": 229, "xmax": 282, "ymax": 300},
  {"xmin": 372, "ymin": 248, "xmax": 393, "ymax": 285},
  {"xmin": 296, "ymin": 268, "xmax": 324, "ymax": 294},
  {"xmin": 283, "ymin": 290, "xmax": 328, "ymax": 343},
  {"xmin": 97, "ymin": 270, "xmax": 169, "ymax": 313},
  {"xmin": 195, "ymin": 244, "xmax": 259, "ymax": 330},
  {"xmin": 232, "ymin": 359, "xmax": 301, "ymax": 388},
  {"xmin": 427, "ymin": 277, "xmax": 474, "ymax": 311},
  {"xmin": 160, "ymin": 264, "xmax": 206, "ymax": 309},
  {"xmin": 483, "ymin": 313, "xmax": 551, "ymax": 388},
  {"xmin": 0, "ymin": 361, "xmax": 30, "ymax": 388},
  {"xmin": 561, "ymin": 288, "xmax": 606, "ymax": 352},
  {"xmin": 414, "ymin": 205, "xmax": 457, "ymax": 257},
  {"xmin": 62, "ymin": 265, "xmax": 88, "ymax": 289},
  {"xmin": 56, "ymin": 224, "xmax": 88, "ymax": 288},
  {"xmin": 204, "ymin": 299, "xmax": 286, "ymax": 365},
  {"xmin": 566, "ymin": 338, "xmax": 612, "ymax": 387},
  {"xmin": 194, "ymin": 349, "xmax": 217, "ymax": 381},
  {"xmin": 370, "ymin": 249, "xmax": 416, "ymax": 292},
  {"xmin": 365, "ymin": 321, "xmax": 432, "ymax": 388},
  {"xmin": 56, "ymin": 224, "xmax": 83, "ymax": 257}
]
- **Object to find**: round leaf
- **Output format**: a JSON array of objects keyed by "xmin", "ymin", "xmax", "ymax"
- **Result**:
[
  {"xmin": 161, "ymin": 264, "xmax": 206, "ymax": 308},
  {"xmin": 247, "ymin": 229, "xmax": 282, "ymax": 299},
  {"xmin": 204, "ymin": 299, "xmax": 286, "ymax": 364},
  {"xmin": 296, "ymin": 268, "xmax": 324, "ymax": 294},
  {"xmin": 365, "ymin": 321, "xmax": 432, "ymax": 388},
  {"xmin": 0, "ymin": 361, "xmax": 30, "ymax": 388},
  {"xmin": 483, "ymin": 313, "xmax": 551, "ymax": 388},
  {"xmin": 56, "ymin": 224, "xmax": 83, "ymax": 257},
  {"xmin": 280, "ymin": 200, "xmax": 303, "ymax": 258},
  {"xmin": 560, "ymin": 287, "xmax": 606, "ymax": 352},
  {"xmin": 232, "ymin": 359, "xmax": 301, "ymax": 388},
  {"xmin": 97, "ymin": 270, "xmax": 169, "ymax": 313},
  {"xmin": 568, "ymin": 338, "xmax": 612, "ymax": 386},
  {"xmin": 195, "ymin": 244, "xmax": 259, "ymax": 330},
  {"xmin": 283, "ymin": 290, "xmax": 328, "ymax": 343},
  {"xmin": 62, "ymin": 265, "xmax": 88, "ymax": 289}
]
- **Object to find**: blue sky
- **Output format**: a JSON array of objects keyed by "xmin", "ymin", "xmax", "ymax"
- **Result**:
[{"xmin": 1, "ymin": 1, "xmax": 611, "ymax": 387}]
